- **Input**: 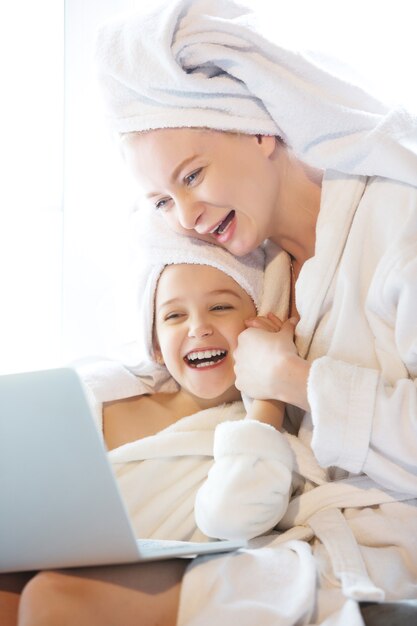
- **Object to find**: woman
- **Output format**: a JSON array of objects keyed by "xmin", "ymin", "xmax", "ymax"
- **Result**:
[{"xmin": 4, "ymin": 0, "xmax": 417, "ymax": 624}]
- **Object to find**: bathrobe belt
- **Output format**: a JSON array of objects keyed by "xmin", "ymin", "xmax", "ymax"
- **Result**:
[{"xmin": 277, "ymin": 474, "xmax": 415, "ymax": 602}]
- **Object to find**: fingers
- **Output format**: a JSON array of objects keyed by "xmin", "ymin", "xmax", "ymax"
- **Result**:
[
  {"xmin": 266, "ymin": 312, "xmax": 283, "ymax": 324},
  {"xmin": 245, "ymin": 313, "xmax": 283, "ymax": 332},
  {"xmin": 245, "ymin": 318, "xmax": 278, "ymax": 332},
  {"xmin": 278, "ymin": 317, "xmax": 297, "ymax": 338},
  {"xmin": 244, "ymin": 313, "xmax": 298, "ymax": 334}
]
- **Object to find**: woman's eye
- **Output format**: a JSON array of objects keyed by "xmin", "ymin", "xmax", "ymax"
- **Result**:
[
  {"xmin": 155, "ymin": 197, "xmax": 170, "ymax": 211},
  {"xmin": 184, "ymin": 168, "xmax": 202, "ymax": 186}
]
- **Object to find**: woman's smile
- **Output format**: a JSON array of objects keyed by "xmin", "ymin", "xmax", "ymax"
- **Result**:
[{"xmin": 209, "ymin": 210, "xmax": 236, "ymax": 244}]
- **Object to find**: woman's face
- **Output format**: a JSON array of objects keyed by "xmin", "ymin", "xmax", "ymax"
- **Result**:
[
  {"xmin": 122, "ymin": 128, "xmax": 280, "ymax": 257},
  {"xmin": 154, "ymin": 263, "xmax": 256, "ymax": 402}
]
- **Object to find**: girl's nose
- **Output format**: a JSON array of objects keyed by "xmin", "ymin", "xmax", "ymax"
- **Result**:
[{"xmin": 188, "ymin": 320, "xmax": 213, "ymax": 339}]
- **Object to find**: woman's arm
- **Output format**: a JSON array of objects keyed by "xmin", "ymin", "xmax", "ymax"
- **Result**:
[
  {"xmin": 307, "ymin": 356, "xmax": 417, "ymax": 493},
  {"xmin": 308, "ymin": 247, "xmax": 417, "ymax": 493},
  {"xmin": 234, "ymin": 316, "xmax": 311, "ymax": 411},
  {"xmin": 237, "ymin": 254, "xmax": 417, "ymax": 493}
]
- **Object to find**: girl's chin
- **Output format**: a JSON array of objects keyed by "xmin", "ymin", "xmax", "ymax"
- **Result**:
[
  {"xmin": 184, "ymin": 383, "xmax": 239, "ymax": 405},
  {"xmin": 190, "ymin": 388, "xmax": 229, "ymax": 401}
]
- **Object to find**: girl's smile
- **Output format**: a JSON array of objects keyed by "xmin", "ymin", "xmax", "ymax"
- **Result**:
[{"xmin": 184, "ymin": 347, "xmax": 228, "ymax": 369}]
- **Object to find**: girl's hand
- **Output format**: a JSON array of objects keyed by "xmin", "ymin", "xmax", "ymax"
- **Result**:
[
  {"xmin": 244, "ymin": 312, "xmax": 283, "ymax": 333},
  {"xmin": 234, "ymin": 316, "xmax": 311, "ymax": 411}
]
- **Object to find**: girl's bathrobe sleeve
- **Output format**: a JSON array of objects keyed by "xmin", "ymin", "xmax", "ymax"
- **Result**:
[
  {"xmin": 194, "ymin": 419, "xmax": 293, "ymax": 541},
  {"xmin": 76, "ymin": 356, "xmax": 295, "ymax": 542}
]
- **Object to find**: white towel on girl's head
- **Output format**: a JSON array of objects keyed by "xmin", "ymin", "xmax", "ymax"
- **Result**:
[
  {"xmin": 128, "ymin": 209, "xmax": 290, "ymax": 365},
  {"xmin": 96, "ymin": 0, "xmax": 417, "ymax": 186},
  {"xmin": 77, "ymin": 211, "xmax": 290, "ymax": 427}
]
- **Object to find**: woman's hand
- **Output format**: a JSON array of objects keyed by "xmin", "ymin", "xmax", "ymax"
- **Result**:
[{"xmin": 234, "ymin": 314, "xmax": 311, "ymax": 411}]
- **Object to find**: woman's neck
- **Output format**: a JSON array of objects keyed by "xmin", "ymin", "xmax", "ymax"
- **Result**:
[{"xmin": 269, "ymin": 150, "xmax": 323, "ymax": 268}]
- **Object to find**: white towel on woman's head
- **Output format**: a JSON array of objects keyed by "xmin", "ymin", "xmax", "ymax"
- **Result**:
[
  {"xmin": 129, "ymin": 209, "xmax": 290, "ymax": 365},
  {"xmin": 96, "ymin": 0, "xmax": 417, "ymax": 186}
]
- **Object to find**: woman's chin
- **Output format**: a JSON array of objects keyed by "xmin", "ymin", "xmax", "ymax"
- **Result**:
[{"xmin": 226, "ymin": 234, "xmax": 260, "ymax": 258}]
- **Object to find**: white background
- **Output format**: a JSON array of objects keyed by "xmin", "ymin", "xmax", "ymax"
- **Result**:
[{"xmin": 1, "ymin": 0, "xmax": 416, "ymax": 374}]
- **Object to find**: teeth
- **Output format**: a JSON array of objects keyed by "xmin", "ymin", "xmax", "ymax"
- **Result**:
[
  {"xmin": 187, "ymin": 349, "xmax": 226, "ymax": 361},
  {"xmin": 217, "ymin": 217, "xmax": 233, "ymax": 235},
  {"xmin": 209, "ymin": 215, "xmax": 229, "ymax": 234},
  {"xmin": 196, "ymin": 361, "xmax": 215, "ymax": 368}
]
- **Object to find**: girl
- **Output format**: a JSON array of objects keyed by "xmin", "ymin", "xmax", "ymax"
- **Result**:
[
  {"xmin": 3, "ymin": 211, "xmax": 295, "ymax": 626},
  {"xmin": 92, "ymin": 211, "xmax": 294, "ymax": 544}
]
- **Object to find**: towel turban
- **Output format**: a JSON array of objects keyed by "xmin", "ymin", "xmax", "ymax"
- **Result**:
[
  {"xmin": 129, "ymin": 210, "xmax": 289, "ymax": 363},
  {"xmin": 95, "ymin": 0, "xmax": 417, "ymax": 185}
]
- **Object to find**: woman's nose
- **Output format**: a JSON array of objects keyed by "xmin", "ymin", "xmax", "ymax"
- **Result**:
[{"xmin": 176, "ymin": 197, "xmax": 203, "ymax": 230}]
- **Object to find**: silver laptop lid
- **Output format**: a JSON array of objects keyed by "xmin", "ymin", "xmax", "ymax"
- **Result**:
[{"xmin": 0, "ymin": 368, "xmax": 140, "ymax": 572}]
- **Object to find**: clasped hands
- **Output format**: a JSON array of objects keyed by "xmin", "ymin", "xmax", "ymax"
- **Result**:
[{"xmin": 233, "ymin": 312, "xmax": 311, "ymax": 412}]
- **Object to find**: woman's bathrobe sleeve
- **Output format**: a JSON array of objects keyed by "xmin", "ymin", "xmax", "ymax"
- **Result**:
[{"xmin": 299, "ymin": 174, "xmax": 417, "ymax": 494}]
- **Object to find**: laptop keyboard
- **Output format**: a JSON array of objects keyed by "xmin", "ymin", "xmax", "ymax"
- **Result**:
[
  {"xmin": 136, "ymin": 538, "xmax": 245, "ymax": 559},
  {"xmin": 137, "ymin": 538, "xmax": 208, "ymax": 556}
]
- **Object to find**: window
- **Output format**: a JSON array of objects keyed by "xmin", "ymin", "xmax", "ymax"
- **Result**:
[
  {"xmin": 0, "ymin": 0, "xmax": 64, "ymax": 374},
  {"xmin": 1, "ymin": 0, "xmax": 415, "ymax": 374}
]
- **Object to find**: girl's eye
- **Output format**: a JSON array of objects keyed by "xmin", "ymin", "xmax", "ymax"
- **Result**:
[
  {"xmin": 155, "ymin": 197, "xmax": 170, "ymax": 211},
  {"xmin": 184, "ymin": 168, "xmax": 202, "ymax": 186},
  {"xmin": 210, "ymin": 304, "xmax": 233, "ymax": 312},
  {"xmin": 164, "ymin": 312, "xmax": 184, "ymax": 321}
]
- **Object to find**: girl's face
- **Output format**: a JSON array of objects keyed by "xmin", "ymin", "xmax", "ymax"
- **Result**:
[
  {"xmin": 122, "ymin": 128, "xmax": 280, "ymax": 257},
  {"xmin": 154, "ymin": 264, "xmax": 256, "ymax": 402}
]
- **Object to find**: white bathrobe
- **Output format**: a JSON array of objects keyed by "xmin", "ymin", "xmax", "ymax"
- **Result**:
[
  {"xmin": 78, "ymin": 172, "xmax": 417, "ymax": 624},
  {"xmin": 78, "ymin": 360, "xmax": 294, "ymax": 543},
  {"xmin": 109, "ymin": 403, "xmax": 293, "ymax": 543},
  {"xmin": 176, "ymin": 172, "xmax": 417, "ymax": 626}
]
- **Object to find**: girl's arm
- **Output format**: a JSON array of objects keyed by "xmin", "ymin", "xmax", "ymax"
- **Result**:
[
  {"xmin": 194, "ymin": 314, "xmax": 293, "ymax": 541},
  {"xmin": 194, "ymin": 418, "xmax": 293, "ymax": 541},
  {"xmin": 248, "ymin": 399, "xmax": 285, "ymax": 429}
]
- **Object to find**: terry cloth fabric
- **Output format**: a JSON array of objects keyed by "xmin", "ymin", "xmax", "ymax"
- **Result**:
[
  {"xmin": 129, "ymin": 209, "xmax": 290, "ymax": 364},
  {"xmin": 95, "ymin": 0, "xmax": 417, "ymax": 186},
  {"xmin": 109, "ymin": 400, "xmax": 294, "ymax": 542},
  {"xmin": 109, "ymin": 401, "xmax": 244, "ymax": 542}
]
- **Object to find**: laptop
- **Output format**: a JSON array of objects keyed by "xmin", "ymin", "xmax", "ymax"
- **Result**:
[{"xmin": 0, "ymin": 367, "xmax": 245, "ymax": 573}]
